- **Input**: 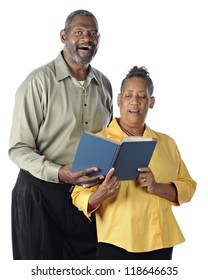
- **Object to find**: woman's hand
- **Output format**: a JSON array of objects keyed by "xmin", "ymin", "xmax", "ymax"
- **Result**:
[
  {"xmin": 88, "ymin": 168, "xmax": 120, "ymax": 211},
  {"xmin": 137, "ymin": 167, "xmax": 157, "ymax": 194},
  {"xmin": 137, "ymin": 167, "xmax": 178, "ymax": 203}
]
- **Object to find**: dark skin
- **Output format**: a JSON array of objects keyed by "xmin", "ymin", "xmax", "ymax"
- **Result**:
[
  {"xmin": 88, "ymin": 77, "xmax": 178, "ymax": 211},
  {"xmin": 58, "ymin": 15, "xmax": 104, "ymax": 186},
  {"xmin": 60, "ymin": 15, "xmax": 100, "ymax": 80},
  {"xmin": 88, "ymin": 168, "xmax": 120, "ymax": 212}
]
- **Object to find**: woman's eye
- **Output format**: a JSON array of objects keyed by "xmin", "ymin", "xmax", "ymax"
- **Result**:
[{"xmin": 138, "ymin": 94, "xmax": 147, "ymax": 99}]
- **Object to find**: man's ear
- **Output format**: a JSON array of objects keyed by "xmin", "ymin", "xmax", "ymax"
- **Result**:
[
  {"xmin": 149, "ymin": 96, "xmax": 155, "ymax": 109},
  {"xmin": 117, "ymin": 93, "xmax": 121, "ymax": 107},
  {"xmin": 60, "ymin": 29, "xmax": 66, "ymax": 43}
]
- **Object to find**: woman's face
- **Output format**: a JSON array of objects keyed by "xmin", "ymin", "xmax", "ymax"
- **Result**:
[{"xmin": 117, "ymin": 77, "xmax": 155, "ymax": 128}]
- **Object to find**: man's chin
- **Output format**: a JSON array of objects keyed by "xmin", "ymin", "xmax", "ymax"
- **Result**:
[{"xmin": 75, "ymin": 56, "xmax": 93, "ymax": 65}]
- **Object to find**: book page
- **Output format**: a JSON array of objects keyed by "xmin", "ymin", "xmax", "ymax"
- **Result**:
[{"xmin": 122, "ymin": 136, "xmax": 153, "ymax": 142}]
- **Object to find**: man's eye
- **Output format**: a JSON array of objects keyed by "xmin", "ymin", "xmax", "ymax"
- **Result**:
[
  {"xmin": 74, "ymin": 31, "xmax": 82, "ymax": 35},
  {"xmin": 91, "ymin": 32, "xmax": 99, "ymax": 38}
]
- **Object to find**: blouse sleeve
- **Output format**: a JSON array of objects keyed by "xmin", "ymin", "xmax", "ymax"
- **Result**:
[
  {"xmin": 171, "ymin": 142, "xmax": 196, "ymax": 205},
  {"xmin": 72, "ymin": 185, "xmax": 99, "ymax": 219}
]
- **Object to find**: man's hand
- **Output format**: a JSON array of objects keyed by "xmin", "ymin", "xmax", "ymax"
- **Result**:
[{"xmin": 58, "ymin": 164, "xmax": 104, "ymax": 187}]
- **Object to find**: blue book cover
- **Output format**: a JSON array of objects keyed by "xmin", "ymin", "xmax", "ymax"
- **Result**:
[
  {"xmin": 71, "ymin": 132, "xmax": 157, "ymax": 180},
  {"xmin": 113, "ymin": 140, "xmax": 157, "ymax": 180}
]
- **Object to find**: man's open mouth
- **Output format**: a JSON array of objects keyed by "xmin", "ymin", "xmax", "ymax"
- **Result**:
[{"xmin": 78, "ymin": 45, "xmax": 94, "ymax": 51}]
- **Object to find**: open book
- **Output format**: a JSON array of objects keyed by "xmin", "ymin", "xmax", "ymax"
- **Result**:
[{"xmin": 71, "ymin": 132, "xmax": 157, "ymax": 180}]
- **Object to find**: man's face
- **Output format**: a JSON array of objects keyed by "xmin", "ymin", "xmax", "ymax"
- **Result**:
[{"xmin": 63, "ymin": 15, "xmax": 100, "ymax": 65}]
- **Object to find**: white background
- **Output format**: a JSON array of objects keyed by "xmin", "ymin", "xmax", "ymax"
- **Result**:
[{"xmin": 0, "ymin": 0, "xmax": 207, "ymax": 279}]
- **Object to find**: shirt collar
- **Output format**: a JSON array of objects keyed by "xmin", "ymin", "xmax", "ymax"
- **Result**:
[
  {"xmin": 55, "ymin": 52, "xmax": 72, "ymax": 81},
  {"xmin": 54, "ymin": 51, "xmax": 99, "ymax": 86},
  {"xmin": 107, "ymin": 118, "xmax": 158, "ymax": 141},
  {"xmin": 143, "ymin": 124, "xmax": 158, "ymax": 141}
]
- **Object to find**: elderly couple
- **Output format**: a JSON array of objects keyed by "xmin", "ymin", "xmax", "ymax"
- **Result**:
[{"xmin": 9, "ymin": 9, "xmax": 196, "ymax": 260}]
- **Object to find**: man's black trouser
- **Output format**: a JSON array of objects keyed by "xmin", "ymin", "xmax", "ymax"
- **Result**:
[{"xmin": 11, "ymin": 170, "xmax": 97, "ymax": 260}]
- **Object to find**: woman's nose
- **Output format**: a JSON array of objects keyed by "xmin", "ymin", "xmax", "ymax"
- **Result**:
[{"xmin": 130, "ymin": 96, "xmax": 140, "ymax": 104}]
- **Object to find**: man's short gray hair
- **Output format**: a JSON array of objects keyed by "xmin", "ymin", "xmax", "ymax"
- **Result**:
[{"xmin": 64, "ymin": 10, "xmax": 98, "ymax": 30}]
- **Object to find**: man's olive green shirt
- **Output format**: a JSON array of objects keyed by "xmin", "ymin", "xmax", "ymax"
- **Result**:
[{"xmin": 9, "ymin": 52, "xmax": 113, "ymax": 183}]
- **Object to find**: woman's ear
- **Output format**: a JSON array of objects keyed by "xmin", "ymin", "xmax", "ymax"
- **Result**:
[
  {"xmin": 149, "ymin": 96, "xmax": 155, "ymax": 109},
  {"xmin": 117, "ymin": 93, "xmax": 121, "ymax": 107}
]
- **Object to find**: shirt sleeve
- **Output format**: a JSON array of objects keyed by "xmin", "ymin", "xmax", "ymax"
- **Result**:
[
  {"xmin": 8, "ymin": 76, "xmax": 61, "ymax": 183},
  {"xmin": 72, "ymin": 185, "xmax": 98, "ymax": 219},
  {"xmin": 171, "ymin": 142, "xmax": 197, "ymax": 205}
]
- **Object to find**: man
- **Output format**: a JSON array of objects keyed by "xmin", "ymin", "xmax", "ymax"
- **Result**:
[{"xmin": 9, "ymin": 10, "xmax": 113, "ymax": 260}]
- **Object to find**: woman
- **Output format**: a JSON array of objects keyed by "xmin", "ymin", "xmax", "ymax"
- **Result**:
[{"xmin": 72, "ymin": 66, "xmax": 196, "ymax": 260}]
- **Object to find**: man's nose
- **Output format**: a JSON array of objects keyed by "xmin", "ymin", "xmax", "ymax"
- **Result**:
[{"xmin": 81, "ymin": 32, "xmax": 93, "ymax": 41}]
